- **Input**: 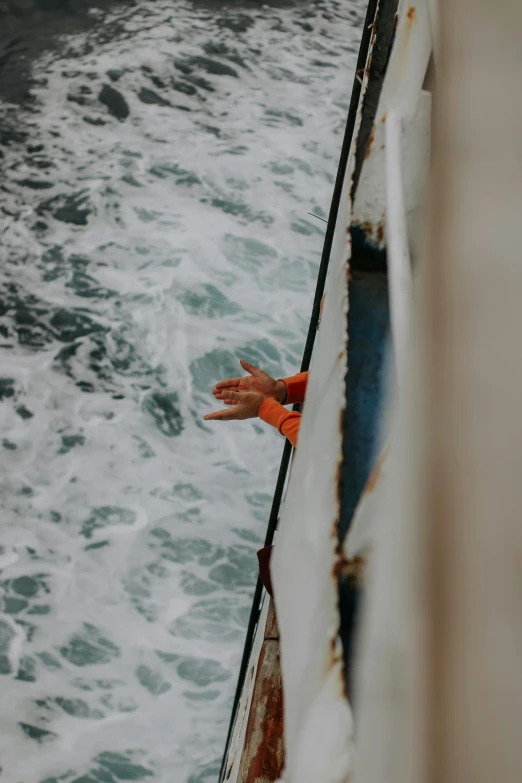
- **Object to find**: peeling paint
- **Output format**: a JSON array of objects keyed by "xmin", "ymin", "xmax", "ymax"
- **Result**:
[
  {"xmin": 335, "ymin": 554, "xmax": 366, "ymax": 585},
  {"xmin": 237, "ymin": 635, "xmax": 284, "ymax": 783},
  {"xmin": 264, "ymin": 598, "xmax": 279, "ymax": 641}
]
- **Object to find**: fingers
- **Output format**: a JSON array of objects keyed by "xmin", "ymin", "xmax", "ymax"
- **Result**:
[
  {"xmin": 224, "ymin": 390, "xmax": 250, "ymax": 403},
  {"xmin": 213, "ymin": 378, "xmax": 242, "ymax": 392},
  {"xmin": 240, "ymin": 359, "xmax": 262, "ymax": 377},
  {"xmin": 213, "ymin": 386, "xmax": 241, "ymax": 399},
  {"xmin": 203, "ymin": 408, "xmax": 240, "ymax": 421},
  {"xmin": 203, "ymin": 394, "xmax": 241, "ymax": 421},
  {"xmin": 212, "ymin": 362, "xmax": 262, "ymax": 398},
  {"xmin": 203, "ymin": 390, "xmax": 264, "ymax": 423},
  {"xmin": 203, "ymin": 396, "xmax": 245, "ymax": 420}
]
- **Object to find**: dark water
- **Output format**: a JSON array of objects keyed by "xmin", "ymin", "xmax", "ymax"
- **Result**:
[{"xmin": 0, "ymin": 1, "xmax": 362, "ymax": 780}]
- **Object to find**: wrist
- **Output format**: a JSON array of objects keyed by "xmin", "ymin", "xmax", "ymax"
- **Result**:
[
  {"xmin": 255, "ymin": 397, "xmax": 265, "ymax": 416},
  {"xmin": 274, "ymin": 380, "xmax": 288, "ymax": 404}
]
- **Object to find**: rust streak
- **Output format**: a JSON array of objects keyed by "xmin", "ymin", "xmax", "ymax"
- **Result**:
[
  {"xmin": 237, "ymin": 637, "xmax": 284, "ymax": 783},
  {"xmin": 406, "ymin": 5, "xmax": 417, "ymax": 25},
  {"xmin": 264, "ymin": 598, "xmax": 279, "ymax": 641},
  {"xmin": 360, "ymin": 220, "xmax": 374, "ymax": 238},
  {"xmin": 365, "ymin": 123, "xmax": 376, "ymax": 159},
  {"xmin": 333, "ymin": 554, "xmax": 366, "ymax": 585},
  {"xmin": 380, "ymin": 111, "xmax": 388, "ymax": 124}
]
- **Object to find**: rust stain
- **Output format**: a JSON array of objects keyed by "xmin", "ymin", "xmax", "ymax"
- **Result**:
[
  {"xmin": 365, "ymin": 123, "xmax": 376, "ymax": 159},
  {"xmin": 406, "ymin": 6, "xmax": 417, "ymax": 23},
  {"xmin": 327, "ymin": 632, "xmax": 351, "ymax": 704},
  {"xmin": 333, "ymin": 554, "xmax": 366, "ymax": 585},
  {"xmin": 380, "ymin": 111, "xmax": 387, "ymax": 124},
  {"xmin": 329, "ymin": 636, "xmax": 336, "ymax": 668},
  {"xmin": 237, "ymin": 638, "xmax": 284, "ymax": 783},
  {"xmin": 360, "ymin": 220, "xmax": 374, "ymax": 238},
  {"xmin": 343, "ymin": 555, "xmax": 366, "ymax": 583},
  {"xmin": 264, "ymin": 598, "xmax": 279, "ymax": 641},
  {"xmin": 352, "ymin": 217, "xmax": 388, "ymax": 248},
  {"xmin": 328, "ymin": 632, "xmax": 344, "ymax": 670}
]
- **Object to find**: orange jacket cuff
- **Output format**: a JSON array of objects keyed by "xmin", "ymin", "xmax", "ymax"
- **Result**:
[
  {"xmin": 281, "ymin": 371, "xmax": 309, "ymax": 405},
  {"xmin": 259, "ymin": 398, "xmax": 301, "ymax": 447},
  {"xmin": 259, "ymin": 398, "xmax": 289, "ymax": 432}
]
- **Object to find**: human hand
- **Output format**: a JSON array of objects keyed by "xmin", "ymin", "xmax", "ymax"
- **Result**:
[
  {"xmin": 212, "ymin": 359, "xmax": 287, "ymax": 404},
  {"xmin": 203, "ymin": 391, "xmax": 266, "ymax": 422}
]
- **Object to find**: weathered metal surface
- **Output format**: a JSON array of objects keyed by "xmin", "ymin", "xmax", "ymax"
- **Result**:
[
  {"xmin": 385, "ymin": 90, "xmax": 431, "ymax": 381},
  {"xmin": 348, "ymin": 0, "xmax": 399, "ymax": 274},
  {"xmin": 266, "ymin": 2, "xmax": 394, "ymax": 780},
  {"xmin": 349, "ymin": 2, "xmax": 436, "ymax": 783},
  {"xmin": 352, "ymin": 0, "xmax": 433, "ymax": 260},
  {"xmin": 224, "ymin": 595, "xmax": 270, "ymax": 782},
  {"xmin": 328, "ymin": 0, "xmax": 383, "ymax": 277},
  {"xmin": 337, "ymin": 268, "xmax": 389, "ymax": 696},
  {"xmin": 271, "ymin": 260, "xmax": 352, "ymax": 780},
  {"xmin": 336, "ymin": 0, "xmax": 433, "ymax": 707},
  {"xmin": 224, "ymin": 5, "xmax": 388, "ymax": 782},
  {"xmin": 258, "ymin": 1, "xmax": 437, "ymax": 781},
  {"xmin": 385, "ymin": 111, "xmax": 413, "ymax": 380},
  {"xmin": 269, "ymin": 103, "xmax": 364, "ymax": 780},
  {"xmin": 339, "ymin": 269, "xmax": 390, "ymax": 546},
  {"xmin": 344, "ymin": 443, "xmax": 390, "ymax": 561},
  {"xmin": 264, "ymin": 596, "xmax": 279, "ymax": 642},
  {"xmin": 400, "ymin": 89, "xmax": 432, "ymax": 267},
  {"xmin": 341, "ymin": 2, "xmax": 432, "ymax": 566},
  {"xmin": 351, "ymin": 0, "xmax": 400, "ymax": 202},
  {"xmin": 237, "ymin": 599, "xmax": 284, "ymax": 783},
  {"xmin": 268, "ymin": 2, "xmax": 388, "ymax": 773}
]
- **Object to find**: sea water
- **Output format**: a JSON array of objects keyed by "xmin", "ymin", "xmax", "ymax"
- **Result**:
[{"xmin": 0, "ymin": 2, "xmax": 361, "ymax": 780}]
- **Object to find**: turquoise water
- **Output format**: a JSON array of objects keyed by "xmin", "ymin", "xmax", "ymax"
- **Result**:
[{"xmin": 0, "ymin": 2, "xmax": 361, "ymax": 780}]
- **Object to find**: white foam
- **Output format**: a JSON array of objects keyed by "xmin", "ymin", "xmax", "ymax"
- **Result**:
[{"xmin": 0, "ymin": 1, "xmax": 361, "ymax": 780}]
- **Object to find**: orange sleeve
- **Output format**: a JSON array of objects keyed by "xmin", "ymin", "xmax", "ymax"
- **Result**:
[
  {"xmin": 280, "ymin": 371, "xmax": 309, "ymax": 405},
  {"xmin": 259, "ymin": 398, "xmax": 301, "ymax": 447}
]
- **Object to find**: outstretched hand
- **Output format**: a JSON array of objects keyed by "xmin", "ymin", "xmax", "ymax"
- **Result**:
[
  {"xmin": 212, "ymin": 359, "xmax": 287, "ymax": 404},
  {"xmin": 203, "ymin": 391, "xmax": 266, "ymax": 422}
]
